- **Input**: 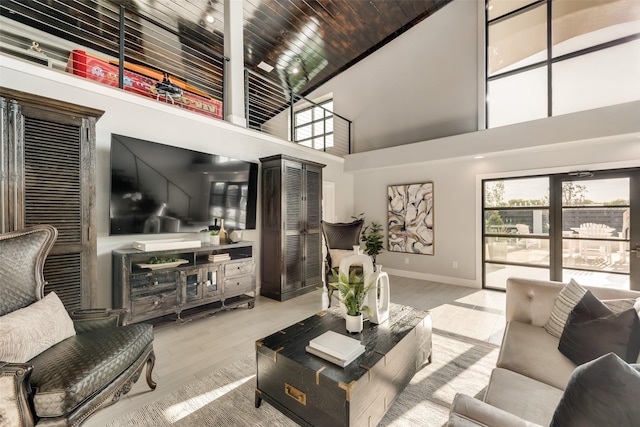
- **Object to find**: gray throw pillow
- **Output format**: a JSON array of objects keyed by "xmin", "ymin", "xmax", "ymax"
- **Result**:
[
  {"xmin": 550, "ymin": 353, "xmax": 640, "ymax": 427},
  {"xmin": 558, "ymin": 291, "xmax": 640, "ymax": 365}
]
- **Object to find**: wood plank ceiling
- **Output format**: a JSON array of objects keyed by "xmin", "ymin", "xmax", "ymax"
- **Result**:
[
  {"xmin": 242, "ymin": 0, "xmax": 452, "ymax": 95},
  {"xmin": 1, "ymin": 0, "xmax": 451, "ymax": 98}
]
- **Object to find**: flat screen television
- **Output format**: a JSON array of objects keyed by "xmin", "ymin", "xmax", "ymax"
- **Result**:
[{"xmin": 109, "ymin": 134, "xmax": 258, "ymax": 235}]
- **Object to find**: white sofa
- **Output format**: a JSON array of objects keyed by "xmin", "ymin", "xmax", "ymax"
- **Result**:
[{"xmin": 447, "ymin": 277, "xmax": 640, "ymax": 427}]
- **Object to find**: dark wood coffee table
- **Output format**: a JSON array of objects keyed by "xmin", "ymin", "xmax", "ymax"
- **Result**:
[{"xmin": 255, "ymin": 303, "xmax": 432, "ymax": 427}]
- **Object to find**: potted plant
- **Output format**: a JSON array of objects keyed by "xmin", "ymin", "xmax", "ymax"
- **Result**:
[
  {"xmin": 328, "ymin": 270, "xmax": 375, "ymax": 334},
  {"xmin": 209, "ymin": 229, "xmax": 220, "ymax": 245},
  {"xmin": 361, "ymin": 221, "xmax": 384, "ymax": 269}
]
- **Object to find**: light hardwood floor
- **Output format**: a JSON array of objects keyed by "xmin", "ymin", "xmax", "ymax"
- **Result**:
[{"xmin": 85, "ymin": 276, "xmax": 506, "ymax": 426}]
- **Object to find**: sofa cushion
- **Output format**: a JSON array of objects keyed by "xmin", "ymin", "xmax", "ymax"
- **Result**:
[
  {"xmin": 485, "ymin": 368, "xmax": 564, "ymax": 427},
  {"xmin": 498, "ymin": 321, "xmax": 576, "ymax": 390},
  {"xmin": 0, "ymin": 292, "xmax": 75, "ymax": 363},
  {"xmin": 544, "ymin": 279, "xmax": 586, "ymax": 338},
  {"xmin": 28, "ymin": 323, "xmax": 153, "ymax": 418},
  {"xmin": 559, "ymin": 291, "xmax": 640, "ymax": 365},
  {"xmin": 550, "ymin": 353, "xmax": 640, "ymax": 427}
]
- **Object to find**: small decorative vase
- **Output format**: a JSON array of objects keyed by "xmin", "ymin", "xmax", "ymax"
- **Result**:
[
  {"xmin": 345, "ymin": 313, "xmax": 363, "ymax": 334},
  {"xmin": 210, "ymin": 235, "xmax": 220, "ymax": 245},
  {"xmin": 353, "ymin": 245, "xmax": 361, "ymax": 254},
  {"xmin": 375, "ymin": 264, "xmax": 382, "ymax": 272},
  {"xmin": 219, "ymin": 219, "xmax": 227, "ymax": 244}
]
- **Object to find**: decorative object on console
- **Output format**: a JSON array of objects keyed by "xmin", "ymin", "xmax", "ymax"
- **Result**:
[
  {"xmin": 218, "ymin": 219, "xmax": 227, "ymax": 244},
  {"xmin": 209, "ymin": 229, "xmax": 220, "ymax": 245},
  {"xmin": 132, "ymin": 238, "xmax": 202, "ymax": 252},
  {"xmin": 136, "ymin": 257, "xmax": 189, "ymax": 270},
  {"xmin": 388, "ymin": 182, "xmax": 434, "ymax": 255}
]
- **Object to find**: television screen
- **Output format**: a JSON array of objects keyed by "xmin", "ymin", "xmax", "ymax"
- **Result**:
[{"xmin": 110, "ymin": 134, "xmax": 258, "ymax": 235}]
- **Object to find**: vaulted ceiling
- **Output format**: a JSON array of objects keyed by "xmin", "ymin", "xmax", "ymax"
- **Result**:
[
  {"xmin": 241, "ymin": 0, "xmax": 451, "ymax": 95},
  {"xmin": 1, "ymin": 0, "xmax": 451, "ymax": 97}
]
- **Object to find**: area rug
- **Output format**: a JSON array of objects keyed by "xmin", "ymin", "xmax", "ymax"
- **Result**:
[{"xmin": 106, "ymin": 329, "xmax": 499, "ymax": 426}]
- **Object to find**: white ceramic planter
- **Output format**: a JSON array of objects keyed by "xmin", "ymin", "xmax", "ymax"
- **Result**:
[
  {"xmin": 210, "ymin": 235, "xmax": 220, "ymax": 245},
  {"xmin": 345, "ymin": 313, "xmax": 363, "ymax": 334}
]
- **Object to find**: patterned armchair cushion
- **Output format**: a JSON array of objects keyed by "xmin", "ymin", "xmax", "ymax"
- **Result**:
[
  {"xmin": 28, "ymin": 323, "xmax": 154, "ymax": 418},
  {"xmin": 0, "ymin": 292, "xmax": 75, "ymax": 363}
]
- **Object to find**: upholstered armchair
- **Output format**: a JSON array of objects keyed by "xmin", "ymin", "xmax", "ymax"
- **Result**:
[
  {"xmin": 321, "ymin": 219, "xmax": 364, "ymax": 307},
  {"xmin": 0, "ymin": 225, "xmax": 156, "ymax": 426}
]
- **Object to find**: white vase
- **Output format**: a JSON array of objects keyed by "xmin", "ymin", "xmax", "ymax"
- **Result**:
[
  {"xmin": 210, "ymin": 235, "xmax": 220, "ymax": 245},
  {"xmin": 345, "ymin": 313, "xmax": 363, "ymax": 334}
]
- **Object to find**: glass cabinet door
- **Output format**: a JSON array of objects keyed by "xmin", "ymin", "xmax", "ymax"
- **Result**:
[{"xmin": 203, "ymin": 265, "xmax": 220, "ymax": 298}]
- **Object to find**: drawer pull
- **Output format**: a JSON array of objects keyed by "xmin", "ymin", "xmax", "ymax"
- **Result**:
[{"xmin": 284, "ymin": 383, "xmax": 306, "ymax": 406}]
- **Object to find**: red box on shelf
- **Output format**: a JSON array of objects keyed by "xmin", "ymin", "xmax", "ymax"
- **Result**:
[{"xmin": 67, "ymin": 50, "xmax": 222, "ymax": 120}]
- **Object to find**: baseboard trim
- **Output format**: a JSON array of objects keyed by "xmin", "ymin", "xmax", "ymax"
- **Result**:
[{"xmin": 382, "ymin": 268, "xmax": 481, "ymax": 289}]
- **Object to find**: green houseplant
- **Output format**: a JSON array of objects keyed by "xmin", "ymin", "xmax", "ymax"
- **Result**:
[
  {"xmin": 209, "ymin": 229, "xmax": 220, "ymax": 245},
  {"xmin": 328, "ymin": 269, "xmax": 376, "ymax": 333},
  {"xmin": 361, "ymin": 221, "xmax": 384, "ymax": 268}
]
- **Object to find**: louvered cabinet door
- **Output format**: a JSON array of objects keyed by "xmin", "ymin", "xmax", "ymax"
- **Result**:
[
  {"xmin": 303, "ymin": 164, "xmax": 323, "ymax": 288},
  {"xmin": 259, "ymin": 155, "xmax": 324, "ymax": 301},
  {"xmin": 4, "ymin": 100, "xmax": 97, "ymax": 311},
  {"xmin": 283, "ymin": 160, "xmax": 303, "ymax": 292}
]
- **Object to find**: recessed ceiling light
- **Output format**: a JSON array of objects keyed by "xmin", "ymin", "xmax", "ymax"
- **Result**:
[
  {"xmin": 257, "ymin": 61, "xmax": 274, "ymax": 72},
  {"xmin": 474, "ymin": 155, "xmax": 484, "ymax": 159},
  {"xmin": 206, "ymin": 15, "xmax": 214, "ymax": 23}
]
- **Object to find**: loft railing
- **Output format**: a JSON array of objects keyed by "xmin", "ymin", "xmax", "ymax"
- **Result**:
[
  {"xmin": 245, "ymin": 69, "xmax": 352, "ymax": 157},
  {"xmin": 0, "ymin": 0, "xmax": 352, "ymax": 156}
]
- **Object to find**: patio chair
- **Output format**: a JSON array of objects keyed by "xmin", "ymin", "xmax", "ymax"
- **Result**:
[{"xmin": 515, "ymin": 224, "xmax": 539, "ymax": 249}]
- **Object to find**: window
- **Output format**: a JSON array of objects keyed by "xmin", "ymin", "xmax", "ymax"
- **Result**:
[
  {"xmin": 482, "ymin": 169, "xmax": 640, "ymax": 291},
  {"xmin": 486, "ymin": 0, "xmax": 640, "ymax": 128},
  {"xmin": 483, "ymin": 177, "xmax": 551, "ymax": 289},
  {"xmin": 294, "ymin": 99, "xmax": 334, "ymax": 151}
]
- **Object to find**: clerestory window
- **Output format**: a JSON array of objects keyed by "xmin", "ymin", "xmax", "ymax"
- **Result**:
[{"xmin": 293, "ymin": 99, "xmax": 334, "ymax": 151}]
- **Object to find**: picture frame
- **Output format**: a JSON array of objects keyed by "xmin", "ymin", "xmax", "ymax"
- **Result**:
[{"xmin": 387, "ymin": 182, "xmax": 434, "ymax": 255}]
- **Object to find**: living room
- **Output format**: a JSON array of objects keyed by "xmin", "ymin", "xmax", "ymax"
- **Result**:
[{"xmin": 1, "ymin": 0, "xmax": 639, "ymax": 426}]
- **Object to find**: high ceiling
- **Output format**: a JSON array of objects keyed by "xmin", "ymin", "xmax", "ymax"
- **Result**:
[
  {"xmin": 241, "ymin": 0, "xmax": 451, "ymax": 95},
  {"xmin": 1, "ymin": 0, "xmax": 451, "ymax": 97}
]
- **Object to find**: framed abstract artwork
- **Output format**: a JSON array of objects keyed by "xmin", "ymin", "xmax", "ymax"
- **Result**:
[{"xmin": 387, "ymin": 182, "xmax": 434, "ymax": 255}]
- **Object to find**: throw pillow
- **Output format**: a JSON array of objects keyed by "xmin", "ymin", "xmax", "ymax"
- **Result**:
[
  {"xmin": 550, "ymin": 353, "xmax": 640, "ymax": 427},
  {"xmin": 558, "ymin": 291, "xmax": 640, "ymax": 365},
  {"xmin": 329, "ymin": 249, "xmax": 362, "ymax": 269},
  {"xmin": 602, "ymin": 298, "xmax": 638, "ymax": 313},
  {"xmin": 0, "ymin": 292, "xmax": 75, "ymax": 363},
  {"xmin": 545, "ymin": 279, "xmax": 587, "ymax": 338}
]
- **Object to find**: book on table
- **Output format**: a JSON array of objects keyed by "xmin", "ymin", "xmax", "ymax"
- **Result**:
[{"xmin": 307, "ymin": 331, "xmax": 365, "ymax": 367}]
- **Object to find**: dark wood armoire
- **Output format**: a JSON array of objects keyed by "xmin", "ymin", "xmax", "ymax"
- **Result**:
[
  {"xmin": 260, "ymin": 155, "xmax": 325, "ymax": 301},
  {"xmin": 0, "ymin": 88, "xmax": 103, "ymax": 311}
]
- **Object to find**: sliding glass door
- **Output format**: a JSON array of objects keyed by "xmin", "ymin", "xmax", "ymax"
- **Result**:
[
  {"xmin": 555, "ymin": 170, "xmax": 638, "ymax": 290},
  {"xmin": 483, "ymin": 168, "xmax": 640, "ymax": 291}
]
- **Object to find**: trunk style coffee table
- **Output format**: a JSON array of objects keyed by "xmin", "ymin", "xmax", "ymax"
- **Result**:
[{"xmin": 255, "ymin": 303, "xmax": 432, "ymax": 427}]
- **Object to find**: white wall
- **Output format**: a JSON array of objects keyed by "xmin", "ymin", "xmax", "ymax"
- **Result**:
[
  {"xmin": 345, "ymin": 101, "xmax": 640, "ymax": 288},
  {"xmin": 306, "ymin": 0, "xmax": 480, "ymax": 153},
  {"xmin": 0, "ymin": 55, "xmax": 355, "ymax": 307}
]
